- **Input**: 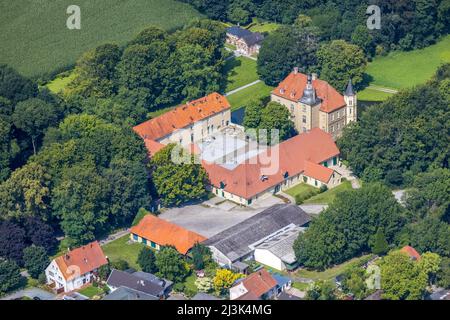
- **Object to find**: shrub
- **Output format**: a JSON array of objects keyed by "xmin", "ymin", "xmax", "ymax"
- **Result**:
[
  {"xmin": 173, "ymin": 282, "xmax": 185, "ymax": 293},
  {"xmin": 111, "ymin": 259, "xmax": 129, "ymax": 271},
  {"xmin": 295, "ymin": 189, "xmax": 319, "ymax": 204},
  {"xmin": 319, "ymin": 185, "xmax": 328, "ymax": 193}
]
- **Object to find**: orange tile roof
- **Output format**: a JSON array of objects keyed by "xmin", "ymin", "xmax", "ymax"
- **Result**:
[
  {"xmin": 133, "ymin": 92, "xmax": 231, "ymax": 141},
  {"xmin": 400, "ymin": 246, "xmax": 421, "ymax": 261},
  {"xmin": 203, "ymin": 128, "xmax": 340, "ymax": 199},
  {"xmin": 144, "ymin": 139, "xmax": 165, "ymax": 156},
  {"xmin": 130, "ymin": 215, "xmax": 207, "ymax": 255},
  {"xmin": 54, "ymin": 241, "xmax": 108, "ymax": 281},
  {"xmin": 237, "ymin": 269, "xmax": 277, "ymax": 299},
  {"xmin": 304, "ymin": 160, "xmax": 334, "ymax": 183},
  {"xmin": 272, "ymin": 71, "xmax": 346, "ymax": 113}
]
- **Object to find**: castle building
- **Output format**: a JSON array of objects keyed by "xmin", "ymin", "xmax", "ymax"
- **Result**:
[{"xmin": 271, "ymin": 68, "xmax": 357, "ymax": 140}]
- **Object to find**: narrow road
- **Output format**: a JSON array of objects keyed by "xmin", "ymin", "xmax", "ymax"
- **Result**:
[
  {"xmin": 367, "ymin": 85, "xmax": 399, "ymax": 94},
  {"xmin": 225, "ymin": 80, "xmax": 261, "ymax": 96},
  {"xmin": 99, "ymin": 229, "xmax": 130, "ymax": 246}
]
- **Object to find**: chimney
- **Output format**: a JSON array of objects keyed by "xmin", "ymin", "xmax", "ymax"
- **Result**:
[
  {"xmin": 293, "ymin": 67, "xmax": 299, "ymax": 74},
  {"xmin": 311, "ymin": 73, "xmax": 317, "ymax": 80}
]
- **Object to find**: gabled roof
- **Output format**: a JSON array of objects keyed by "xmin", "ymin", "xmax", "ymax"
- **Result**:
[
  {"xmin": 272, "ymin": 71, "xmax": 346, "ymax": 113},
  {"xmin": 400, "ymin": 246, "xmax": 421, "ymax": 261},
  {"xmin": 133, "ymin": 92, "xmax": 230, "ymax": 141},
  {"xmin": 102, "ymin": 286, "xmax": 159, "ymax": 300},
  {"xmin": 235, "ymin": 269, "xmax": 277, "ymax": 300},
  {"xmin": 203, "ymin": 204, "xmax": 311, "ymax": 262},
  {"xmin": 203, "ymin": 128, "xmax": 340, "ymax": 199},
  {"xmin": 54, "ymin": 241, "xmax": 108, "ymax": 281},
  {"xmin": 106, "ymin": 269, "xmax": 165, "ymax": 297},
  {"xmin": 130, "ymin": 215, "xmax": 207, "ymax": 255},
  {"xmin": 226, "ymin": 26, "xmax": 264, "ymax": 46},
  {"xmin": 304, "ymin": 160, "xmax": 334, "ymax": 183}
]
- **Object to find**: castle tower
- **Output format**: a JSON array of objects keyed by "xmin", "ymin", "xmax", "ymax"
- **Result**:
[{"xmin": 344, "ymin": 79, "xmax": 357, "ymax": 124}]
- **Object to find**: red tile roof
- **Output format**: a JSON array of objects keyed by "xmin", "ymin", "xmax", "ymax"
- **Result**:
[
  {"xmin": 54, "ymin": 241, "xmax": 108, "ymax": 281},
  {"xmin": 130, "ymin": 215, "xmax": 207, "ymax": 255},
  {"xmin": 144, "ymin": 139, "xmax": 165, "ymax": 156},
  {"xmin": 237, "ymin": 269, "xmax": 277, "ymax": 300},
  {"xmin": 133, "ymin": 92, "xmax": 231, "ymax": 141},
  {"xmin": 272, "ymin": 71, "xmax": 346, "ymax": 113},
  {"xmin": 203, "ymin": 128, "xmax": 340, "ymax": 199},
  {"xmin": 304, "ymin": 160, "xmax": 334, "ymax": 183},
  {"xmin": 400, "ymin": 246, "xmax": 421, "ymax": 261}
]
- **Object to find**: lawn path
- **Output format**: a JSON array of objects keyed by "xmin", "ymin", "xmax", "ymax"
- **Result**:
[
  {"xmin": 225, "ymin": 80, "xmax": 262, "ymax": 96},
  {"xmin": 367, "ymin": 85, "xmax": 399, "ymax": 94}
]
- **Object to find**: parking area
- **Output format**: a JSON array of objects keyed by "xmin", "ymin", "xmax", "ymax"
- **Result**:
[{"xmin": 159, "ymin": 195, "xmax": 284, "ymax": 238}]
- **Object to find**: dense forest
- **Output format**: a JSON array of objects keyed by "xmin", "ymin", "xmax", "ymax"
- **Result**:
[
  {"xmin": 338, "ymin": 64, "xmax": 450, "ymax": 187},
  {"xmin": 180, "ymin": 0, "xmax": 450, "ymax": 51},
  {"xmin": 294, "ymin": 66, "xmax": 450, "ymax": 290},
  {"xmin": 0, "ymin": 19, "xmax": 226, "ymax": 262}
]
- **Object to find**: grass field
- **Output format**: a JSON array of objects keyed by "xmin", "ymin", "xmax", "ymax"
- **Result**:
[
  {"xmin": 78, "ymin": 285, "xmax": 104, "ymax": 298},
  {"xmin": 284, "ymin": 183, "xmax": 317, "ymax": 198},
  {"xmin": 46, "ymin": 72, "xmax": 76, "ymax": 94},
  {"xmin": 365, "ymin": 35, "xmax": 450, "ymax": 90},
  {"xmin": 102, "ymin": 234, "xmax": 144, "ymax": 270},
  {"xmin": 0, "ymin": 0, "xmax": 202, "ymax": 78},
  {"xmin": 357, "ymin": 88, "xmax": 394, "ymax": 102},
  {"xmin": 224, "ymin": 57, "xmax": 259, "ymax": 92},
  {"xmin": 303, "ymin": 180, "xmax": 353, "ymax": 205},
  {"xmin": 296, "ymin": 254, "xmax": 373, "ymax": 281},
  {"xmin": 227, "ymin": 82, "xmax": 274, "ymax": 111},
  {"xmin": 248, "ymin": 22, "xmax": 280, "ymax": 34}
]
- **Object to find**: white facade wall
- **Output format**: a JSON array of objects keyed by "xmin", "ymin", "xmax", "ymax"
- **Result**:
[
  {"xmin": 254, "ymin": 249, "xmax": 285, "ymax": 271},
  {"xmin": 45, "ymin": 260, "xmax": 96, "ymax": 293}
]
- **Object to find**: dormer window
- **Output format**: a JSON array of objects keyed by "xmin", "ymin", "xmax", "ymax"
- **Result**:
[
  {"xmin": 260, "ymin": 175, "xmax": 268, "ymax": 182},
  {"xmin": 280, "ymin": 88, "xmax": 285, "ymax": 94}
]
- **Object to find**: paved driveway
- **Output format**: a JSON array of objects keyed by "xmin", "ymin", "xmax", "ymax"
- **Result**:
[
  {"xmin": 1, "ymin": 288, "xmax": 56, "ymax": 300},
  {"xmin": 160, "ymin": 204, "xmax": 259, "ymax": 238}
]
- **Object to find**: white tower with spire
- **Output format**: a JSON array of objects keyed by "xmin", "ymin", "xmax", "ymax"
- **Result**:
[{"xmin": 344, "ymin": 79, "xmax": 357, "ymax": 124}]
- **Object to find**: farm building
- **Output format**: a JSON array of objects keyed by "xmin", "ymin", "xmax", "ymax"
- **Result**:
[{"xmin": 203, "ymin": 204, "xmax": 311, "ymax": 272}]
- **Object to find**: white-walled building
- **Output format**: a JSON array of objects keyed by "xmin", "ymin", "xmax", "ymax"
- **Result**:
[{"xmin": 45, "ymin": 241, "xmax": 108, "ymax": 293}]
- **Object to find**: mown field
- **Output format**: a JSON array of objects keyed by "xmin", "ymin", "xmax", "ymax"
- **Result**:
[
  {"xmin": 224, "ymin": 56, "xmax": 259, "ymax": 92},
  {"xmin": 0, "ymin": 0, "xmax": 202, "ymax": 78},
  {"xmin": 365, "ymin": 35, "xmax": 450, "ymax": 90}
]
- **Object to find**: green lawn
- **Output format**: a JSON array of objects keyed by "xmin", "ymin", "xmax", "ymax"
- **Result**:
[
  {"xmin": 46, "ymin": 72, "xmax": 76, "ymax": 94},
  {"xmin": 0, "ymin": 0, "xmax": 202, "ymax": 78},
  {"xmin": 292, "ymin": 282, "xmax": 310, "ymax": 291},
  {"xmin": 296, "ymin": 254, "xmax": 373, "ymax": 282},
  {"xmin": 304, "ymin": 180, "xmax": 353, "ymax": 205},
  {"xmin": 284, "ymin": 183, "xmax": 317, "ymax": 198},
  {"xmin": 248, "ymin": 22, "xmax": 280, "ymax": 34},
  {"xmin": 224, "ymin": 56, "xmax": 259, "ymax": 92},
  {"xmin": 365, "ymin": 35, "xmax": 450, "ymax": 89},
  {"xmin": 78, "ymin": 285, "xmax": 104, "ymax": 298},
  {"xmin": 357, "ymin": 87, "xmax": 394, "ymax": 102},
  {"xmin": 227, "ymin": 81, "xmax": 274, "ymax": 111},
  {"xmin": 102, "ymin": 234, "xmax": 144, "ymax": 270}
]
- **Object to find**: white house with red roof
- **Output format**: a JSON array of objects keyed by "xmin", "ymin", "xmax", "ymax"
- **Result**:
[
  {"xmin": 271, "ymin": 68, "xmax": 357, "ymax": 139},
  {"xmin": 45, "ymin": 241, "xmax": 108, "ymax": 293}
]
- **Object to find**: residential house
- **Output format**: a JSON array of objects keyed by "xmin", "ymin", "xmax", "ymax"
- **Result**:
[
  {"xmin": 271, "ymin": 68, "xmax": 357, "ymax": 140},
  {"xmin": 230, "ymin": 269, "xmax": 280, "ymax": 300},
  {"xmin": 130, "ymin": 214, "xmax": 207, "ymax": 255},
  {"xmin": 45, "ymin": 241, "xmax": 108, "ymax": 293},
  {"xmin": 103, "ymin": 287, "xmax": 160, "ymax": 300},
  {"xmin": 400, "ymin": 246, "xmax": 421, "ymax": 261},
  {"xmin": 203, "ymin": 204, "xmax": 311, "ymax": 272},
  {"xmin": 106, "ymin": 269, "xmax": 173, "ymax": 300},
  {"xmin": 133, "ymin": 92, "xmax": 231, "ymax": 156},
  {"xmin": 226, "ymin": 26, "xmax": 264, "ymax": 56}
]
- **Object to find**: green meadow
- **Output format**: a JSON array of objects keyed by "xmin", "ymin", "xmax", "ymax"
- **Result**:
[
  {"xmin": 0, "ymin": 0, "xmax": 202, "ymax": 78},
  {"xmin": 365, "ymin": 35, "xmax": 450, "ymax": 90}
]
